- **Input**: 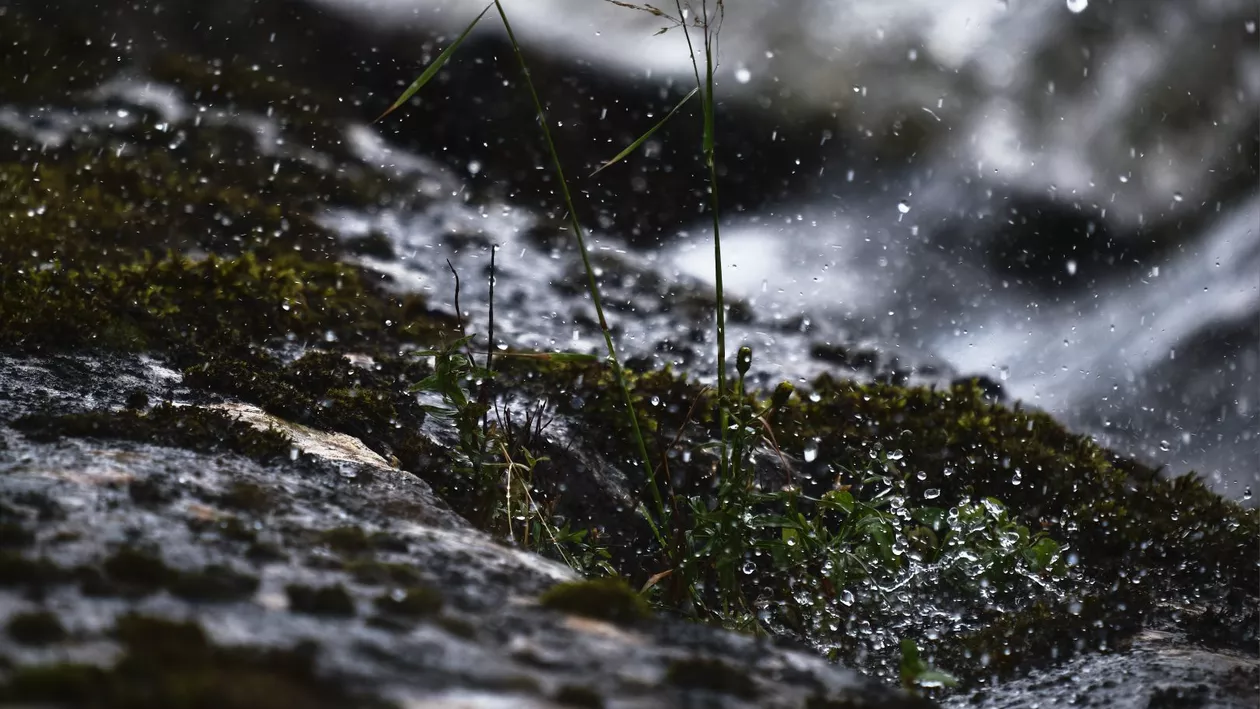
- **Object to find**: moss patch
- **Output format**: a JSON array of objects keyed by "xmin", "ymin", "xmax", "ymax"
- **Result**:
[
  {"xmin": 538, "ymin": 578, "xmax": 651, "ymax": 626},
  {"xmin": 664, "ymin": 656, "xmax": 759, "ymax": 699},
  {"xmin": 71, "ymin": 548, "xmax": 260, "ymax": 604},
  {"xmin": 216, "ymin": 482, "xmax": 274, "ymax": 514},
  {"xmin": 6, "ymin": 611, "xmax": 68, "ymax": 646},
  {"xmin": 372, "ymin": 586, "xmax": 444, "ymax": 618},
  {"xmin": 347, "ymin": 561, "xmax": 423, "ymax": 587},
  {"xmin": 12, "ymin": 403, "xmax": 293, "ymax": 464},
  {"xmin": 168, "ymin": 565, "xmax": 261, "ymax": 604},
  {"xmin": 0, "ymin": 252, "xmax": 448, "ymax": 358},
  {"xmin": 286, "ymin": 584, "xmax": 356, "ymax": 617},
  {"xmin": 0, "ymin": 614, "xmax": 390, "ymax": 708}
]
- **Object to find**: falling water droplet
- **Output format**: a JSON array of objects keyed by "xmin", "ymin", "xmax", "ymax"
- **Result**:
[
  {"xmin": 803, "ymin": 440, "xmax": 820, "ymax": 463},
  {"xmin": 1066, "ymin": 0, "xmax": 1088, "ymax": 13},
  {"xmin": 897, "ymin": 200, "xmax": 911, "ymax": 214},
  {"xmin": 734, "ymin": 66, "xmax": 752, "ymax": 84}
]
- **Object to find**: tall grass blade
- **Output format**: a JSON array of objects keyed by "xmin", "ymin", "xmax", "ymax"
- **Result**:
[
  {"xmin": 676, "ymin": 0, "xmax": 730, "ymax": 475},
  {"xmin": 492, "ymin": 0, "xmax": 669, "ymax": 546},
  {"xmin": 373, "ymin": 2, "xmax": 494, "ymax": 123},
  {"xmin": 589, "ymin": 87, "xmax": 698, "ymax": 176}
]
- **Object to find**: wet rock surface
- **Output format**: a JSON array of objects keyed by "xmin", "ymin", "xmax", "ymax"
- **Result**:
[
  {"xmin": 0, "ymin": 1, "xmax": 1256, "ymax": 708},
  {"xmin": 0, "ymin": 354, "xmax": 928, "ymax": 709}
]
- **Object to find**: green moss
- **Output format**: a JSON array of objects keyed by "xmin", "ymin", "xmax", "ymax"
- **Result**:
[
  {"xmin": 1, "ymin": 251, "xmax": 448, "ymax": 357},
  {"xmin": 75, "ymin": 548, "xmax": 259, "ymax": 603},
  {"xmin": 372, "ymin": 586, "xmax": 444, "ymax": 618},
  {"xmin": 286, "ymin": 584, "xmax": 356, "ymax": 617},
  {"xmin": 0, "ymin": 522, "xmax": 34, "ymax": 549},
  {"xmin": 319, "ymin": 526, "xmax": 373, "ymax": 556},
  {"xmin": 81, "ymin": 547, "xmax": 174, "ymax": 598},
  {"xmin": 128, "ymin": 477, "xmax": 176, "ymax": 507},
  {"xmin": 168, "ymin": 565, "xmax": 261, "ymax": 603},
  {"xmin": 347, "ymin": 560, "xmax": 422, "ymax": 587},
  {"xmin": 554, "ymin": 684, "xmax": 606, "ymax": 709},
  {"xmin": 182, "ymin": 351, "xmax": 434, "ymax": 464},
  {"xmin": 246, "ymin": 541, "xmax": 288, "ymax": 563},
  {"xmin": 0, "ymin": 613, "xmax": 391, "ymax": 708},
  {"xmin": 664, "ymin": 656, "xmax": 759, "ymax": 699},
  {"xmin": 123, "ymin": 389, "xmax": 151, "ymax": 410},
  {"xmin": 538, "ymin": 578, "xmax": 651, "ymax": 625},
  {"xmin": 0, "ymin": 553, "xmax": 66, "ymax": 589},
  {"xmin": 6, "ymin": 611, "xmax": 68, "ymax": 646},
  {"xmin": 216, "ymin": 517, "xmax": 260, "ymax": 544},
  {"xmin": 13, "ymin": 403, "xmax": 293, "ymax": 464},
  {"xmin": 217, "ymin": 482, "xmax": 273, "ymax": 514}
]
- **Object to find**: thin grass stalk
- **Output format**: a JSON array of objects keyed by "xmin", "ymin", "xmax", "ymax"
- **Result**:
[
  {"xmin": 491, "ymin": 0, "xmax": 668, "ymax": 542},
  {"xmin": 677, "ymin": 0, "xmax": 730, "ymax": 476}
]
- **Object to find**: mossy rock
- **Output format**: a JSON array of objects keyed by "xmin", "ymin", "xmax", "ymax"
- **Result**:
[
  {"xmin": 6, "ymin": 611, "xmax": 68, "ymax": 646},
  {"xmin": 373, "ymin": 586, "xmax": 444, "ymax": 618},
  {"xmin": 12, "ymin": 404, "xmax": 293, "ymax": 464},
  {"xmin": 0, "ymin": 614, "xmax": 390, "ymax": 708},
  {"xmin": 664, "ymin": 656, "xmax": 759, "ymax": 699},
  {"xmin": 286, "ymin": 584, "xmax": 356, "ymax": 617}
]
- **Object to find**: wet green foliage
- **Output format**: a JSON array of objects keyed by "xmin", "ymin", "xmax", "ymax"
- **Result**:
[
  {"xmin": 495, "ymin": 352, "xmax": 1256, "ymax": 683},
  {"xmin": 0, "ymin": 614, "xmax": 391, "ymax": 709}
]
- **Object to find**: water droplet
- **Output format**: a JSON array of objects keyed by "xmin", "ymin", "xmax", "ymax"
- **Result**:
[
  {"xmin": 803, "ymin": 440, "xmax": 819, "ymax": 463},
  {"xmin": 1159, "ymin": 440, "xmax": 1171, "ymax": 452},
  {"xmin": 1172, "ymin": 191, "xmax": 1183, "ymax": 202},
  {"xmin": 734, "ymin": 67, "xmax": 752, "ymax": 84},
  {"xmin": 923, "ymin": 488, "xmax": 940, "ymax": 500},
  {"xmin": 897, "ymin": 200, "xmax": 911, "ymax": 214},
  {"xmin": 839, "ymin": 589, "xmax": 855, "ymax": 606},
  {"xmin": 742, "ymin": 561, "xmax": 755, "ymax": 575},
  {"xmin": 467, "ymin": 160, "xmax": 482, "ymax": 176},
  {"xmin": 1066, "ymin": 0, "xmax": 1088, "ymax": 13},
  {"xmin": 1066, "ymin": 259, "xmax": 1077, "ymax": 276}
]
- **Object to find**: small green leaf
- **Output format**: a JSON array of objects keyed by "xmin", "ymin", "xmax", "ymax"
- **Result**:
[
  {"xmin": 818, "ymin": 489, "xmax": 854, "ymax": 515},
  {"xmin": 915, "ymin": 505, "xmax": 949, "ymax": 528},
  {"xmin": 374, "ymin": 3, "xmax": 495, "ymax": 122},
  {"xmin": 589, "ymin": 87, "xmax": 698, "ymax": 176}
]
